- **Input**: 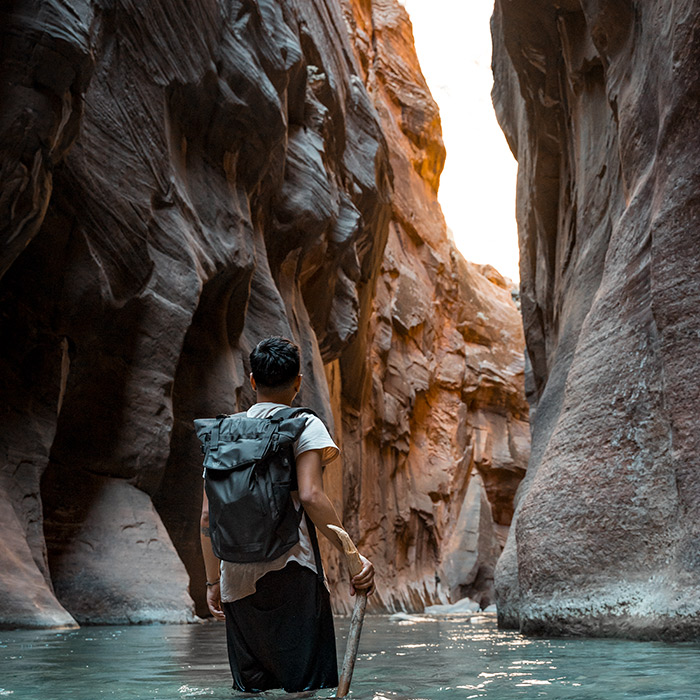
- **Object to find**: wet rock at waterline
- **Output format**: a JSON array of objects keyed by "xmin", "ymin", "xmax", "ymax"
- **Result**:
[
  {"xmin": 492, "ymin": 0, "xmax": 700, "ymax": 639},
  {"xmin": 43, "ymin": 477, "xmax": 196, "ymax": 625},
  {"xmin": 0, "ymin": 0, "xmax": 526, "ymax": 627}
]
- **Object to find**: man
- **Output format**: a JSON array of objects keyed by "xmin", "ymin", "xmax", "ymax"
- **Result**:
[{"xmin": 200, "ymin": 336, "xmax": 375, "ymax": 693}]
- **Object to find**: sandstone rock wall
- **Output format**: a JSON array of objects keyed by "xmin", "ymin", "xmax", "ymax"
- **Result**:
[
  {"xmin": 492, "ymin": 0, "xmax": 700, "ymax": 639},
  {"xmin": 327, "ymin": 0, "xmax": 528, "ymax": 612},
  {"xmin": 0, "ymin": 0, "xmax": 526, "ymax": 628}
]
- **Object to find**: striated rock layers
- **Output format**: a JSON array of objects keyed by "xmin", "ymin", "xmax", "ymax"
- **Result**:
[
  {"xmin": 330, "ymin": 0, "xmax": 528, "ymax": 613},
  {"xmin": 492, "ymin": 0, "xmax": 700, "ymax": 639},
  {"xmin": 0, "ymin": 0, "xmax": 526, "ymax": 628}
]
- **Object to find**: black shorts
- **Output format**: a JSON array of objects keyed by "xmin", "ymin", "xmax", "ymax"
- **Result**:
[{"xmin": 222, "ymin": 562, "xmax": 338, "ymax": 692}]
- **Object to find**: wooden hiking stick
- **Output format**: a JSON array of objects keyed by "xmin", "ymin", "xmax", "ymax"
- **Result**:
[{"xmin": 328, "ymin": 525, "xmax": 367, "ymax": 699}]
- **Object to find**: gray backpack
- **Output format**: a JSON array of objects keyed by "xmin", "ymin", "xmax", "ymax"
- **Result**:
[{"xmin": 194, "ymin": 407, "xmax": 316, "ymax": 563}]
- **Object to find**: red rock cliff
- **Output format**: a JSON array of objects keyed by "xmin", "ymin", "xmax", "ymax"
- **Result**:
[
  {"xmin": 492, "ymin": 0, "xmax": 700, "ymax": 639},
  {"xmin": 327, "ymin": 0, "xmax": 528, "ymax": 613},
  {"xmin": 0, "ymin": 0, "xmax": 526, "ymax": 627}
]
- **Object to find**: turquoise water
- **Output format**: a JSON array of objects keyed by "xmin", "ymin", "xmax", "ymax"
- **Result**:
[{"xmin": 2, "ymin": 614, "xmax": 700, "ymax": 699}]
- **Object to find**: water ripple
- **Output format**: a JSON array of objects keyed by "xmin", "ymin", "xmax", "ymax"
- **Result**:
[{"xmin": 1, "ymin": 616, "xmax": 700, "ymax": 699}]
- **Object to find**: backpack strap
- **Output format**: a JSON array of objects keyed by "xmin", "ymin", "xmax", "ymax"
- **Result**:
[
  {"xmin": 209, "ymin": 421, "xmax": 220, "ymax": 452},
  {"xmin": 270, "ymin": 406, "xmax": 326, "ymax": 583},
  {"xmin": 304, "ymin": 511, "xmax": 326, "ymax": 585},
  {"xmin": 207, "ymin": 411, "xmax": 247, "ymax": 453},
  {"xmin": 267, "ymin": 405, "xmax": 320, "ymax": 423}
]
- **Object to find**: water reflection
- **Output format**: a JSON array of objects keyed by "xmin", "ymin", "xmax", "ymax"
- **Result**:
[{"xmin": 1, "ymin": 615, "xmax": 700, "ymax": 699}]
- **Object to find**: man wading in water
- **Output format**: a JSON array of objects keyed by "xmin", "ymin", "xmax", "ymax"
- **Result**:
[{"xmin": 199, "ymin": 336, "xmax": 376, "ymax": 693}]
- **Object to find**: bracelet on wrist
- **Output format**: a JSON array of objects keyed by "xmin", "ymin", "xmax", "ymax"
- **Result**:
[{"xmin": 205, "ymin": 579, "xmax": 220, "ymax": 587}]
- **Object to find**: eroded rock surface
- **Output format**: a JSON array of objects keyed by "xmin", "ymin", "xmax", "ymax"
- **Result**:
[
  {"xmin": 0, "ymin": 0, "xmax": 526, "ymax": 627},
  {"xmin": 492, "ymin": 0, "xmax": 700, "ymax": 639},
  {"xmin": 324, "ymin": 1, "xmax": 528, "ymax": 613}
]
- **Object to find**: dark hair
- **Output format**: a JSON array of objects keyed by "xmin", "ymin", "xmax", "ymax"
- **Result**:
[{"xmin": 249, "ymin": 337, "xmax": 300, "ymax": 390}]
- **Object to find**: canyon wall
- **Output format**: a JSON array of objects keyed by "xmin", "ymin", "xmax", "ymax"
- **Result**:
[
  {"xmin": 330, "ymin": 0, "xmax": 528, "ymax": 613},
  {"xmin": 492, "ymin": 0, "xmax": 700, "ymax": 639},
  {"xmin": 0, "ymin": 0, "xmax": 526, "ymax": 628}
]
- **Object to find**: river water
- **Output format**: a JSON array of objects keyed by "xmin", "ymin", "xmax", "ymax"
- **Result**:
[{"xmin": 2, "ymin": 613, "xmax": 700, "ymax": 700}]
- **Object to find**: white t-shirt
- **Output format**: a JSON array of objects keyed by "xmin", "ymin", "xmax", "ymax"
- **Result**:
[{"xmin": 214, "ymin": 402, "xmax": 340, "ymax": 603}]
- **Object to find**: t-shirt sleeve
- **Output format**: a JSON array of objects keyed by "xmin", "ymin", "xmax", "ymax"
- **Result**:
[{"xmin": 294, "ymin": 415, "xmax": 340, "ymax": 465}]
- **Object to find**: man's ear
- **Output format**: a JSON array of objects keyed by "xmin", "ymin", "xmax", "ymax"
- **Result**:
[
  {"xmin": 294, "ymin": 374, "xmax": 302, "ymax": 392},
  {"xmin": 250, "ymin": 373, "xmax": 257, "ymax": 391}
]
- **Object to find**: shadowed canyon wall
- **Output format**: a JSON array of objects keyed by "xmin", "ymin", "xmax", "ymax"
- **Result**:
[
  {"xmin": 492, "ymin": 0, "xmax": 700, "ymax": 639},
  {"xmin": 0, "ymin": 0, "xmax": 526, "ymax": 628}
]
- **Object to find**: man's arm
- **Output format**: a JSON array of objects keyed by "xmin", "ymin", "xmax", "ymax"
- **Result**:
[
  {"xmin": 296, "ymin": 449, "xmax": 375, "ymax": 596},
  {"xmin": 200, "ymin": 490, "xmax": 225, "ymax": 620}
]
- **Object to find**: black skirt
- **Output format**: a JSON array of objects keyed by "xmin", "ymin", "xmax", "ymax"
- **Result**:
[{"xmin": 222, "ymin": 562, "xmax": 338, "ymax": 692}]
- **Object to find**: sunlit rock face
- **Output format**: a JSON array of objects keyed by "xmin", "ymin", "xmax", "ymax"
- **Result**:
[
  {"xmin": 492, "ymin": 0, "xmax": 700, "ymax": 639},
  {"xmin": 0, "ymin": 0, "xmax": 525, "ymax": 627},
  {"xmin": 326, "ymin": 0, "xmax": 529, "ymax": 613}
]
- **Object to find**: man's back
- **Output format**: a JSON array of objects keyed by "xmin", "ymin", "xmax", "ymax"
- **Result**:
[{"xmin": 198, "ymin": 337, "xmax": 374, "ymax": 693}]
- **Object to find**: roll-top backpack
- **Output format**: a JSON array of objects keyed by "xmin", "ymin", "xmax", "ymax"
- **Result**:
[{"xmin": 194, "ymin": 406, "xmax": 316, "ymax": 563}]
